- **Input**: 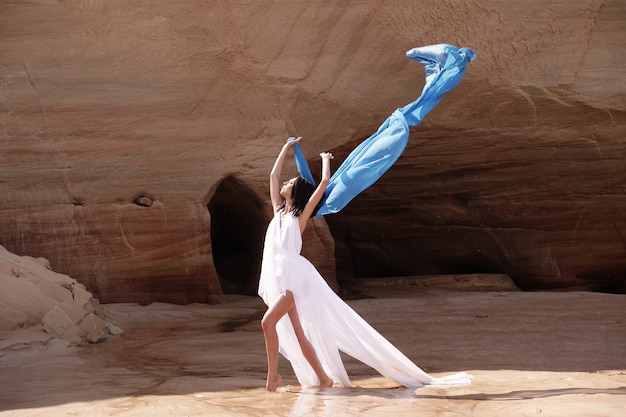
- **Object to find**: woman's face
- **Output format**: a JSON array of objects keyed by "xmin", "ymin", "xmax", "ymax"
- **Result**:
[{"xmin": 280, "ymin": 177, "xmax": 297, "ymax": 199}]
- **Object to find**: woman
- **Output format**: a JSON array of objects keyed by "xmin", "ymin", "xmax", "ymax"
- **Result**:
[
  {"xmin": 259, "ymin": 137, "xmax": 334, "ymax": 391},
  {"xmin": 258, "ymin": 137, "xmax": 472, "ymax": 392}
]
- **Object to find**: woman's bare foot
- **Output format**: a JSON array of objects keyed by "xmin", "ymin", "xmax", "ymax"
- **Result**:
[
  {"xmin": 318, "ymin": 376, "xmax": 333, "ymax": 388},
  {"xmin": 266, "ymin": 374, "xmax": 282, "ymax": 392}
]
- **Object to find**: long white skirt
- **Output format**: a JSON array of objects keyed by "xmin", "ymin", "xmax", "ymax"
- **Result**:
[{"xmin": 258, "ymin": 213, "xmax": 471, "ymax": 388}]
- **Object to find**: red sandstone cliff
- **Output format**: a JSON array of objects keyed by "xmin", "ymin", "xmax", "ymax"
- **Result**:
[{"xmin": 1, "ymin": 1, "xmax": 624, "ymax": 303}]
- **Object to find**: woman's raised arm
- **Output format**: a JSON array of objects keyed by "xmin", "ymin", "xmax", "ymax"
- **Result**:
[
  {"xmin": 298, "ymin": 151, "xmax": 333, "ymax": 232},
  {"xmin": 269, "ymin": 137, "xmax": 300, "ymax": 212}
]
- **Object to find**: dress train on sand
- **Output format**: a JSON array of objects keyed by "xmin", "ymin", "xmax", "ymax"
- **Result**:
[{"xmin": 258, "ymin": 211, "xmax": 472, "ymax": 388}]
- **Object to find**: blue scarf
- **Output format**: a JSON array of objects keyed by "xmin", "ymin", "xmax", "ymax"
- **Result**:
[{"xmin": 292, "ymin": 44, "xmax": 475, "ymax": 216}]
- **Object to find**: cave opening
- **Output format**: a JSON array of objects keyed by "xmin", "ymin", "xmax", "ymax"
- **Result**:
[{"xmin": 207, "ymin": 176, "xmax": 268, "ymax": 295}]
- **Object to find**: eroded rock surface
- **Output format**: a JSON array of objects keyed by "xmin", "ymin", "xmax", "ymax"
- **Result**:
[
  {"xmin": 0, "ymin": 245, "xmax": 121, "ymax": 345},
  {"xmin": 0, "ymin": 1, "xmax": 624, "ymax": 303}
]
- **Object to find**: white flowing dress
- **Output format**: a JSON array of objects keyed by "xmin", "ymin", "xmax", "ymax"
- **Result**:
[{"xmin": 258, "ymin": 211, "xmax": 472, "ymax": 388}]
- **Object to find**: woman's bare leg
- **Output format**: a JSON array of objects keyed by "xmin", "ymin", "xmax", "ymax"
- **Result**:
[
  {"xmin": 288, "ymin": 307, "xmax": 334, "ymax": 388},
  {"xmin": 261, "ymin": 291, "xmax": 333, "ymax": 390},
  {"xmin": 261, "ymin": 292, "xmax": 295, "ymax": 391}
]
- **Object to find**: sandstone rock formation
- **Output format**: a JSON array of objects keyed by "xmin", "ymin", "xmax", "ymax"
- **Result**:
[
  {"xmin": 0, "ymin": 1, "xmax": 624, "ymax": 303},
  {"xmin": 0, "ymin": 245, "xmax": 122, "ymax": 345}
]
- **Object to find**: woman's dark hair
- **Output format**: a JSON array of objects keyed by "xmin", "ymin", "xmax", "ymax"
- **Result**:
[{"xmin": 282, "ymin": 176, "xmax": 316, "ymax": 217}]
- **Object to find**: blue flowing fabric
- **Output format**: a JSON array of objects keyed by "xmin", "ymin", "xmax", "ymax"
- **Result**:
[{"xmin": 292, "ymin": 44, "xmax": 475, "ymax": 216}]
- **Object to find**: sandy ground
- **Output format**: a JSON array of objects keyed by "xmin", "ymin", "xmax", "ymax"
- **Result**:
[{"xmin": 1, "ymin": 282, "xmax": 625, "ymax": 417}]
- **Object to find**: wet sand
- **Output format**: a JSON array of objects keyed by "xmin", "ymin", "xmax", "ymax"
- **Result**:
[{"xmin": 1, "ymin": 284, "xmax": 625, "ymax": 416}]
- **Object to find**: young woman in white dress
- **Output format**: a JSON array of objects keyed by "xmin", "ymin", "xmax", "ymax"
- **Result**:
[
  {"xmin": 258, "ymin": 137, "xmax": 472, "ymax": 392},
  {"xmin": 260, "ymin": 137, "xmax": 334, "ymax": 391}
]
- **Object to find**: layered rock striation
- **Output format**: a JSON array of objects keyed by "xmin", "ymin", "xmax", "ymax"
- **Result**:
[{"xmin": 0, "ymin": 1, "xmax": 624, "ymax": 303}]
